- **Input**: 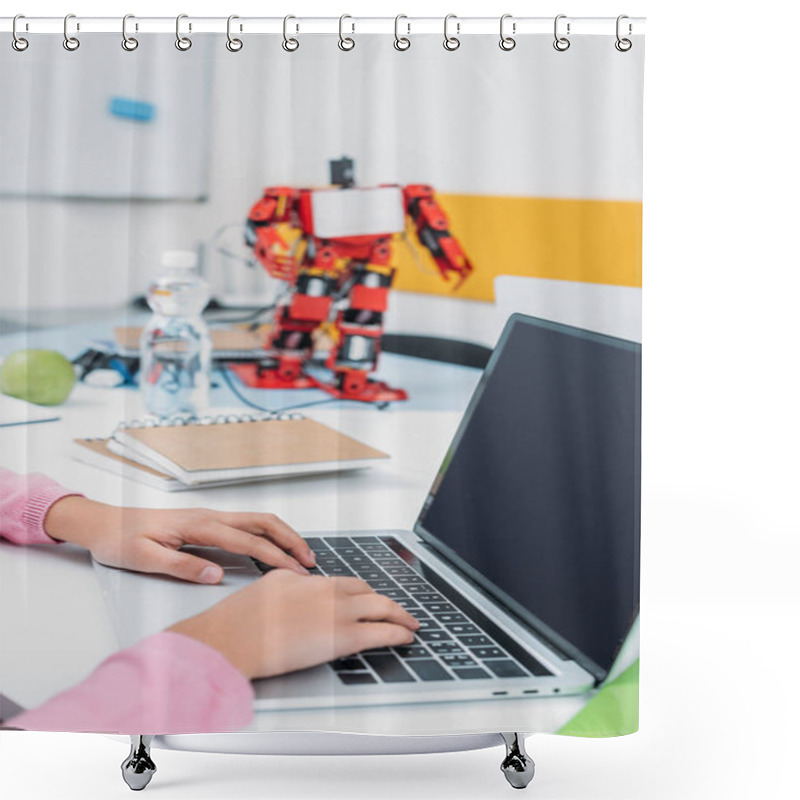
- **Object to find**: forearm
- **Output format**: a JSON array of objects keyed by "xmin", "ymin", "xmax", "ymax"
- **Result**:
[
  {"xmin": 41, "ymin": 494, "xmax": 120, "ymax": 549},
  {"xmin": 5, "ymin": 631, "xmax": 254, "ymax": 734},
  {"xmin": 0, "ymin": 468, "xmax": 83, "ymax": 546}
]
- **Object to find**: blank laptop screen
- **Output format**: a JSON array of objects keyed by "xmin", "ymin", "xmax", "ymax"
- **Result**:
[{"xmin": 415, "ymin": 315, "xmax": 641, "ymax": 678}]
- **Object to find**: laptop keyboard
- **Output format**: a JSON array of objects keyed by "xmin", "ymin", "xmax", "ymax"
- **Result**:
[{"xmin": 253, "ymin": 535, "xmax": 552, "ymax": 686}]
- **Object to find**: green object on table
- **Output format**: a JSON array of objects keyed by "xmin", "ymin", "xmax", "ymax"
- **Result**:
[
  {"xmin": 558, "ymin": 659, "xmax": 639, "ymax": 737},
  {"xmin": 0, "ymin": 348, "xmax": 76, "ymax": 406}
]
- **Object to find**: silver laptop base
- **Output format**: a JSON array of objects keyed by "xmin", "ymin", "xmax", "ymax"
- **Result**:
[{"xmin": 119, "ymin": 732, "xmax": 535, "ymax": 791}]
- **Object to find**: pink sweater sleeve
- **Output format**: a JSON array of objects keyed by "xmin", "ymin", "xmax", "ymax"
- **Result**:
[
  {"xmin": 0, "ymin": 468, "xmax": 82, "ymax": 545},
  {"xmin": 5, "ymin": 631, "xmax": 254, "ymax": 734},
  {"xmin": 1, "ymin": 469, "xmax": 254, "ymax": 733}
]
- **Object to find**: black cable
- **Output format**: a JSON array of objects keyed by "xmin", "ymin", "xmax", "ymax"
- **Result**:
[{"xmin": 217, "ymin": 366, "xmax": 368, "ymax": 414}]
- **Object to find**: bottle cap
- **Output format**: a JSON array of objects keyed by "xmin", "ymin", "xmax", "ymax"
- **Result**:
[{"xmin": 161, "ymin": 250, "xmax": 198, "ymax": 269}]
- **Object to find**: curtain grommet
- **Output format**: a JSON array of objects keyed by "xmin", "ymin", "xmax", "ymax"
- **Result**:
[
  {"xmin": 121, "ymin": 14, "xmax": 138, "ymax": 51},
  {"xmin": 12, "ymin": 14, "xmax": 29, "ymax": 51},
  {"xmin": 443, "ymin": 14, "xmax": 460, "ymax": 51},
  {"xmin": 63, "ymin": 13, "xmax": 80, "ymax": 51},
  {"xmin": 175, "ymin": 14, "xmax": 192, "ymax": 51},
  {"xmin": 394, "ymin": 15, "xmax": 411, "ymax": 51},
  {"xmin": 553, "ymin": 14, "xmax": 570, "ymax": 51},
  {"xmin": 615, "ymin": 15, "xmax": 633, "ymax": 51},
  {"xmin": 338, "ymin": 15, "xmax": 355, "ymax": 51},
  {"xmin": 226, "ymin": 15, "xmax": 243, "ymax": 52},
  {"xmin": 283, "ymin": 15, "xmax": 299, "ymax": 52},
  {"xmin": 499, "ymin": 14, "xmax": 516, "ymax": 51}
]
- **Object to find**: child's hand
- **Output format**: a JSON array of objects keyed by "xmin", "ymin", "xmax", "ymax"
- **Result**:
[
  {"xmin": 43, "ymin": 497, "xmax": 315, "ymax": 583},
  {"xmin": 167, "ymin": 570, "xmax": 421, "ymax": 679}
]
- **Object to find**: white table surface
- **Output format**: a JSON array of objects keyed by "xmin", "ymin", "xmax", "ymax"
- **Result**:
[{"xmin": 1, "ymin": 381, "xmax": 588, "ymax": 735}]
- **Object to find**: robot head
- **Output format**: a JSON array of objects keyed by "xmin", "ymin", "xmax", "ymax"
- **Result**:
[{"xmin": 329, "ymin": 156, "xmax": 355, "ymax": 188}]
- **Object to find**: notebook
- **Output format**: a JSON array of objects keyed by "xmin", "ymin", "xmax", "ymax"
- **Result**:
[
  {"xmin": 113, "ymin": 326, "xmax": 268, "ymax": 360},
  {"xmin": 101, "ymin": 412, "xmax": 389, "ymax": 486},
  {"xmin": 73, "ymin": 437, "xmax": 194, "ymax": 492}
]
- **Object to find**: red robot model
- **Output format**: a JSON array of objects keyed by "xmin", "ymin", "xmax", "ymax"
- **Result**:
[{"xmin": 236, "ymin": 157, "xmax": 474, "ymax": 404}]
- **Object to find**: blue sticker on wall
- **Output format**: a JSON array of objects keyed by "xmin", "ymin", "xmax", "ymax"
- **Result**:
[{"xmin": 109, "ymin": 97, "xmax": 156, "ymax": 122}]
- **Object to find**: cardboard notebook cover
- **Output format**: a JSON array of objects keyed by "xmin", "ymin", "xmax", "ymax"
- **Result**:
[
  {"xmin": 73, "ymin": 438, "xmax": 181, "ymax": 490},
  {"xmin": 110, "ymin": 417, "xmax": 389, "ymax": 485},
  {"xmin": 114, "ymin": 326, "xmax": 266, "ymax": 353},
  {"xmin": 72, "ymin": 437, "xmax": 299, "ymax": 492}
]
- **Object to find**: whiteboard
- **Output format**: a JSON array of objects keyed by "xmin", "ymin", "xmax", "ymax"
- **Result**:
[{"xmin": 0, "ymin": 34, "xmax": 213, "ymax": 200}]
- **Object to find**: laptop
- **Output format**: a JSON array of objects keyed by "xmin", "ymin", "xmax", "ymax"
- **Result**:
[{"xmin": 93, "ymin": 313, "xmax": 641, "ymax": 710}]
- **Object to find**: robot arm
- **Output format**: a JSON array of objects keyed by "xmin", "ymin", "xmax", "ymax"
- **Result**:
[
  {"xmin": 403, "ymin": 184, "xmax": 474, "ymax": 288},
  {"xmin": 245, "ymin": 187, "xmax": 300, "ymax": 281}
]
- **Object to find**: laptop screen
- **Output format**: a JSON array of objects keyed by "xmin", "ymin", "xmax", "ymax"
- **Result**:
[{"xmin": 415, "ymin": 314, "xmax": 641, "ymax": 679}]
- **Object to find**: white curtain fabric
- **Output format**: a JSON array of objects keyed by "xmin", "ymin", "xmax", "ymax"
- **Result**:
[{"xmin": 1, "ymin": 30, "xmax": 643, "ymax": 740}]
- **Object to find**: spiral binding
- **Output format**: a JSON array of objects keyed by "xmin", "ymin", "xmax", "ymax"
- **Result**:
[
  {"xmin": 115, "ymin": 410, "xmax": 304, "ymax": 432},
  {"xmin": 7, "ymin": 15, "xmax": 637, "ymax": 53}
]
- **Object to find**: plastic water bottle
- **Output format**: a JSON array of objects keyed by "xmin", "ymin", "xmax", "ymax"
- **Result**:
[{"xmin": 140, "ymin": 251, "xmax": 212, "ymax": 419}]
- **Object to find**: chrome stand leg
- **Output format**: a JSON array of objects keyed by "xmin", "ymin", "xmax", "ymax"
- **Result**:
[
  {"xmin": 121, "ymin": 735, "xmax": 156, "ymax": 791},
  {"xmin": 500, "ymin": 732, "xmax": 535, "ymax": 789}
]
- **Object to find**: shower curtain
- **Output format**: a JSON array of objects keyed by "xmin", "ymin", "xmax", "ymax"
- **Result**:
[{"xmin": 0, "ymin": 18, "xmax": 643, "ymax": 744}]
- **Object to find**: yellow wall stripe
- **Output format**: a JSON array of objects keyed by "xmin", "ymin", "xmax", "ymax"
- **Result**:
[{"xmin": 393, "ymin": 194, "xmax": 642, "ymax": 301}]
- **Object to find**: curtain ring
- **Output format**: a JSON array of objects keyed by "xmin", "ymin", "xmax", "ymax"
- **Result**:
[
  {"xmin": 122, "ymin": 14, "xmax": 138, "ymax": 51},
  {"xmin": 12, "ymin": 15, "xmax": 29, "ymax": 52},
  {"xmin": 394, "ymin": 14, "xmax": 410, "ymax": 51},
  {"xmin": 615, "ymin": 15, "xmax": 632, "ymax": 52},
  {"xmin": 443, "ymin": 14, "xmax": 460, "ymax": 51},
  {"xmin": 339, "ymin": 14, "xmax": 355, "ymax": 51},
  {"xmin": 226, "ymin": 15, "xmax": 243, "ymax": 52},
  {"xmin": 499, "ymin": 14, "xmax": 516, "ymax": 51},
  {"xmin": 553, "ymin": 14, "xmax": 570, "ymax": 51},
  {"xmin": 283, "ymin": 15, "xmax": 299, "ymax": 52},
  {"xmin": 175, "ymin": 14, "xmax": 192, "ymax": 51},
  {"xmin": 63, "ymin": 13, "xmax": 80, "ymax": 51}
]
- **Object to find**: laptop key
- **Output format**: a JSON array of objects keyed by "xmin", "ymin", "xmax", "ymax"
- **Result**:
[
  {"xmin": 485, "ymin": 660, "xmax": 529, "ymax": 678},
  {"xmin": 369, "ymin": 580, "xmax": 397, "ymax": 591},
  {"xmin": 338, "ymin": 672, "xmax": 377, "ymax": 685},
  {"xmin": 395, "ymin": 576, "xmax": 429, "ymax": 587},
  {"xmin": 393, "ymin": 645, "xmax": 431, "ymax": 659},
  {"xmin": 432, "ymin": 612, "xmax": 468, "ymax": 624},
  {"xmin": 385, "ymin": 566, "xmax": 415, "ymax": 576},
  {"xmin": 441, "ymin": 654, "xmax": 477, "ymax": 666},
  {"xmin": 331, "ymin": 657, "xmax": 366, "ymax": 671},
  {"xmin": 415, "ymin": 618, "xmax": 442, "ymax": 632},
  {"xmin": 416, "ymin": 630, "xmax": 452, "ymax": 642},
  {"xmin": 449, "ymin": 624, "xmax": 481, "ymax": 636},
  {"xmin": 302, "ymin": 537, "xmax": 330, "ymax": 550},
  {"xmin": 459, "ymin": 635, "xmax": 493, "ymax": 647},
  {"xmin": 470, "ymin": 647, "xmax": 506, "ymax": 659},
  {"xmin": 380, "ymin": 588, "xmax": 410, "ymax": 600},
  {"xmin": 328, "ymin": 538, "xmax": 355, "ymax": 548},
  {"xmin": 413, "ymin": 593, "xmax": 444, "ymax": 604},
  {"xmin": 355, "ymin": 570, "xmax": 385, "ymax": 581},
  {"xmin": 424, "ymin": 602, "xmax": 457, "ymax": 614},
  {"xmin": 428, "ymin": 642, "xmax": 465, "ymax": 655},
  {"xmin": 453, "ymin": 667, "xmax": 491, "ymax": 680},
  {"xmin": 364, "ymin": 654, "xmax": 416, "ymax": 683},
  {"xmin": 407, "ymin": 660, "xmax": 453, "ymax": 682}
]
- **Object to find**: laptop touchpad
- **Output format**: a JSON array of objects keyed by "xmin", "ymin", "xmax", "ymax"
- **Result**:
[{"xmin": 92, "ymin": 548, "xmax": 261, "ymax": 649}]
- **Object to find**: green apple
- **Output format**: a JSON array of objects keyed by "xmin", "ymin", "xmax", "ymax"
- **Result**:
[{"xmin": 0, "ymin": 349, "xmax": 76, "ymax": 406}]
